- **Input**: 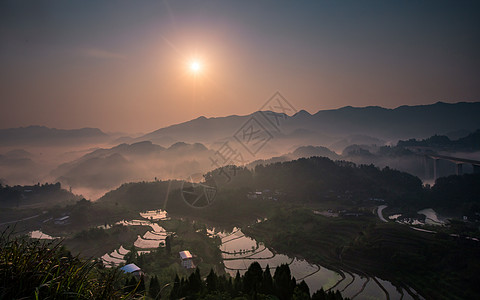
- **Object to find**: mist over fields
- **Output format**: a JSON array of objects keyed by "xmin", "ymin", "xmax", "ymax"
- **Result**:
[{"xmin": 1, "ymin": 101, "xmax": 479, "ymax": 201}]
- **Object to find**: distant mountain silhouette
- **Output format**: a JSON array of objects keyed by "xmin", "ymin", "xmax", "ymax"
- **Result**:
[
  {"xmin": 51, "ymin": 141, "xmax": 215, "ymax": 194},
  {"xmin": 397, "ymin": 129, "xmax": 480, "ymax": 151},
  {"xmin": 136, "ymin": 102, "xmax": 480, "ymax": 149},
  {"xmin": 0, "ymin": 149, "xmax": 35, "ymax": 167},
  {"xmin": 0, "ymin": 148, "xmax": 44, "ymax": 185},
  {"xmin": 247, "ymin": 145, "xmax": 341, "ymax": 169},
  {"xmin": 291, "ymin": 145, "xmax": 340, "ymax": 160},
  {"xmin": 55, "ymin": 153, "xmax": 135, "ymax": 190},
  {"xmin": 4, "ymin": 149, "xmax": 33, "ymax": 158},
  {"xmin": 138, "ymin": 115, "xmax": 249, "ymax": 145},
  {"xmin": 0, "ymin": 182, "xmax": 80, "ymax": 209},
  {"xmin": 444, "ymin": 129, "xmax": 472, "ymax": 140},
  {"xmin": 0, "ymin": 152, "xmax": 36, "ymax": 173},
  {"xmin": 2, "ymin": 102, "xmax": 479, "ymax": 195},
  {"xmin": 309, "ymin": 102, "xmax": 480, "ymax": 140},
  {"xmin": 0, "ymin": 126, "xmax": 109, "ymax": 146},
  {"xmin": 82, "ymin": 141, "xmax": 166, "ymax": 160},
  {"xmin": 329, "ymin": 134, "xmax": 385, "ymax": 153}
]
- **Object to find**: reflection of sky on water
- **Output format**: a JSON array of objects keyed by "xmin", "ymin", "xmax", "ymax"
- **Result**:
[
  {"xmin": 101, "ymin": 210, "xmax": 170, "ymax": 266},
  {"xmin": 29, "ymin": 230, "xmax": 57, "ymax": 240},
  {"xmin": 217, "ymin": 226, "xmax": 419, "ymax": 299}
]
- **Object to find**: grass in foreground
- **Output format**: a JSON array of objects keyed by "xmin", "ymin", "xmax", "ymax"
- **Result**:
[{"xmin": 0, "ymin": 229, "xmax": 140, "ymax": 299}]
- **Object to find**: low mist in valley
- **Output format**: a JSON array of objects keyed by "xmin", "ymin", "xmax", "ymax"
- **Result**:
[{"xmin": 1, "ymin": 114, "xmax": 479, "ymax": 202}]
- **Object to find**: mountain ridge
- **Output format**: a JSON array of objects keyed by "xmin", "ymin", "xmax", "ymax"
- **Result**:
[
  {"xmin": 2, "ymin": 101, "xmax": 479, "ymax": 148},
  {"xmin": 0, "ymin": 125, "xmax": 109, "ymax": 146},
  {"xmin": 136, "ymin": 101, "xmax": 480, "ymax": 146}
]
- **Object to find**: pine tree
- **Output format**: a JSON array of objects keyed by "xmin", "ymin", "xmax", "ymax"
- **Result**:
[
  {"xmin": 187, "ymin": 268, "xmax": 203, "ymax": 294},
  {"xmin": 261, "ymin": 264, "xmax": 274, "ymax": 295},
  {"xmin": 274, "ymin": 264, "xmax": 294, "ymax": 300},
  {"xmin": 124, "ymin": 277, "xmax": 137, "ymax": 294},
  {"xmin": 311, "ymin": 289, "xmax": 326, "ymax": 300},
  {"xmin": 180, "ymin": 277, "xmax": 186, "ymax": 297},
  {"xmin": 124, "ymin": 245, "xmax": 138, "ymax": 264},
  {"xmin": 206, "ymin": 268, "xmax": 217, "ymax": 292},
  {"xmin": 234, "ymin": 270, "xmax": 242, "ymax": 295},
  {"xmin": 293, "ymin": 280, "xmax": 310, "ymax": 300},
  {"xmin": 312, "ymin": 288, "xmax": 346, "ymax": 300},
  {"xmin": 243, "ymin": 262, "xmax": 263, "ymax": 295},
  {"xmin": 334, "ymin": 290, "xmax": 343, "ymax": 300},
  {"xmin": 170, "ymin": 274, "xmax": 181, "ymax": 299},
  {"xmin": 165, "ymin": 235, "xmax": 172, "ymax": 254},
  {"xmin": 149, "ymin": 275, "xmax": 161, "ymax": 299},
  {"xmin": 227, "ymin": 277, "xmax": 234, "ymax": 295}
]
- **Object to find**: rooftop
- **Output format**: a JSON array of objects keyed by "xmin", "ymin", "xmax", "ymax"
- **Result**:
[
  {"xmin": 179, "ymin": 250, "xmax": 192, "ymax": 260},
  {"xmin": 120, "ymin": 263, "xmax": 141, "ymax": 273}
]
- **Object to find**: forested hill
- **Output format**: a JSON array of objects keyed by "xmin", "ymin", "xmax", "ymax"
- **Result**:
[
  {"xmin": 397, "ymin": 129, "xmax": 480, "ymax": 150},
  {"xmin": 97, "ymin": 156, "xmax": 480, "ymax": 220},
  {"xmin": 0, "ymin": 182, "xmax": 80, "ymax": 208},
  {"xmin": 98, "ymin": 157, "xmax": 425, "ymax": 217},
  {"xmin": 206, "ymin": 157, "xmax": 424, "ymax": 204}
]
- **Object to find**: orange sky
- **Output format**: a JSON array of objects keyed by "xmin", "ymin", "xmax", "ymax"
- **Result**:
[{"xmin": 1, "ymin": 1, "xmax": 479, "ymax": 134}]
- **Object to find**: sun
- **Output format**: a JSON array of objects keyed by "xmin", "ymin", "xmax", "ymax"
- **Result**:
[{"xmin": 189, "ymin": 60, "xmax": 202, "ymax": 74}]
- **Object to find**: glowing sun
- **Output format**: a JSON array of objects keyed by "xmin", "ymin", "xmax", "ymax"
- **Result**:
[{"xmin": 189, "ymin": 60, "xmax": 203, "ymax": 74}]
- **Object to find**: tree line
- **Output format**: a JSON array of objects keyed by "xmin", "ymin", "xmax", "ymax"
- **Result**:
[{"xmin": 169, "ymin": 262, "xmax": 347, "ymax": 300}]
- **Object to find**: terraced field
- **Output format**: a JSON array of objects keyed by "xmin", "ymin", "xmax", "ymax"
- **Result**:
[
  {"xmin": 212, "ymin": 225, "xmax": 418, "ymax": 299},
  {"xmin": 101, "ymin": 210, "xmax": 171, "ymax": 267},
  {"xmin": 244, "ymin": 207, "xmax": 480, "ymax": 299}
]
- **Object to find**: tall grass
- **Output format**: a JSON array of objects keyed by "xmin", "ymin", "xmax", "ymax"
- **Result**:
[{"xmin": 0, "ymin": 228, "xmax": 141, "ymax": 299}]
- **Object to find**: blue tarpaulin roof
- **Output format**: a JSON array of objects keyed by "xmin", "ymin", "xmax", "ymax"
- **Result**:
[{"xmin": 120, "ymin": 263, "xmax": 141, "ymax": 273}]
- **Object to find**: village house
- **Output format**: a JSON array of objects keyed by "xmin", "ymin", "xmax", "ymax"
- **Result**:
[{"xmin": 179, "ymin": 250, "xmax": 195, "ymax": 269}]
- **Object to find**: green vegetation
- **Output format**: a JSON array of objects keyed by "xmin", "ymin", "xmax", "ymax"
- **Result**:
[
  {"xmin": 100, "ymin": 181, "xmax": 183, "ymax": 211},
  {"xmin": 3, "ymin": 157, "xmax": 479, "ymax": 299},
  {"xmin": 169, "ymin": 263, "xmax": 348, "ymax": 300},
  {"xmin": 428, "ymin": 173, "xmax": 480, "ymax": 217},
  {"xmin": 117, "ymin": 218, "xmax": 225, "ymax": 298},
  {"xmin": 0, "ymin": 182, "xmax": 80, "ymax": 209},
  {"xmin": 92, "ymin": 157, "xmax": 480, "ymax": 298},
  {"xmin": 99, "ymin": 180, "xmax": 277, "ymax": 227},
  {"xmin": 94, "ymin": 156, "xmax": 426, "ymax": 227},
  {"xmin": 64, "ymin": 224, "xmax": 150, "ymax": 258},
  {"xmin": 245, "ymin": 207, "xmax": 480, "ymax": 299},
  {"xmin": 204, "ymin": 157, "xmax": 424, "ymax": 206},
  {"xmin": 160, "ymin": 219, "xmax": 224, "ymax": 272},
  {"xmin": 0, "ymin": 197, "xmax": 139, "ymax": 241},
  {"xmin": 0, "ymin": 230, "xmax": 139, "ymax": 299},
  {"xmin": 397, "ymin": 129, "xmax": 480, "ymax": 151}
]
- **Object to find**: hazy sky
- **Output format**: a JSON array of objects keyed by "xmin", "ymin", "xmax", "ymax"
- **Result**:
[{"xmin": 1, "ymin": 0, "xmax": 479, "ymax": 133}]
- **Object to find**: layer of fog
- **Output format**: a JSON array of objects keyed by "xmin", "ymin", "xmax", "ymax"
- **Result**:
[{"xmin": 1, "ymin": 128, "xmax": 478, "ymax": 202}]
